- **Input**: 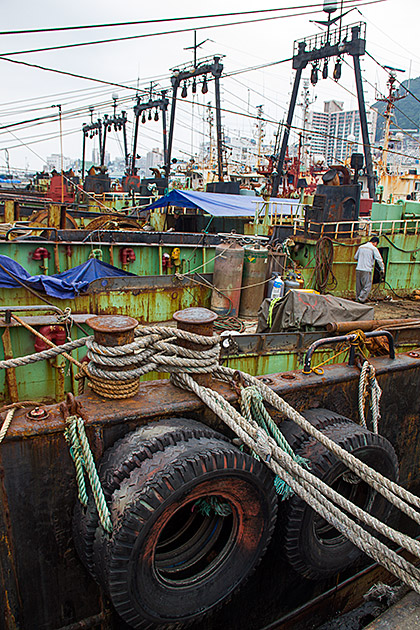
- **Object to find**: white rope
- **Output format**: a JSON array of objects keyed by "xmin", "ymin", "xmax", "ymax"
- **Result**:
[
  {"xmin": 359, "ymin": 360, "xmax": 382, "ymax": 433},
  {"xmin": 0, "ymin": 408, "xmax": 15, "ymax": 443},
  {"xmin": 3, "ymin": 321, "xmax": 420, "ymax": 592},
  {"xmin": 0, "ymin": 336, "xmax": 90, "ymax": 370}
]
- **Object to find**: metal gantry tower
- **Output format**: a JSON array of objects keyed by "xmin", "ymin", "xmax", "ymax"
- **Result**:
[
  {"xmin": 166, "ymin": 55, "xmax": 225, "ymax": 181},
  {"xmin": 129, "ymin": 89, "xmax": 169, "ymax": 176},
  {"xmin": 272, "ymin": 7, "xmax": 375, "ymax": 199},
  {"xmin": 81, "ymin": 97, "xmax": 129, "ymax": 178}
]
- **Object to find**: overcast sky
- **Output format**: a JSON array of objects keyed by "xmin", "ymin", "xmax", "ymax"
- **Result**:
[{"xmin": 0, "ymin": 0, "xmax": 418, "ymax": 172}]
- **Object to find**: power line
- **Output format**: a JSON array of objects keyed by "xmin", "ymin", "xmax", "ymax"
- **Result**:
[
  {"xmin": 0, "ymin": 1, "xmax": 374, "ymax": 36},
  {"xmin": 0, "ymin": 53, "xmax": 294, "ymax": 114},
  {"xmin": 0, "ymin": 0, "xmax": 385, "ymax": 57},
  {"xmin": 0, "ymin": 56, "xmax": 140, "ymax": 92}
]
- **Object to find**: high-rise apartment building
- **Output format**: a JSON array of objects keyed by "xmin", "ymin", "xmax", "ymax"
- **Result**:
[{"xmin": 307, "ymin": 100, "xmax": 377, "ymax": 164}]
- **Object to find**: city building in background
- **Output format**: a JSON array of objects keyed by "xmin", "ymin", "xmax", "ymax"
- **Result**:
[{"xmin": 307, "ymin": 100, "xmax": 378, "ymax": 165}]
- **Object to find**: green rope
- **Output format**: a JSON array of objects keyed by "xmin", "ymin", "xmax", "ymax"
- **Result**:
[
  {"xmin": 64, "ymin": 415, "xmax": 113, "ymax": 533},
  {"xmin": 240, "ymin": 386, "xmax": 309, "ymax": 500},
  {"xmin": 194, "ymin": 496, "xmax": 232, "ymax": 517},
  {"xmin": 267, "ymin": 297, "xmax": 281, "ymax": 328}
]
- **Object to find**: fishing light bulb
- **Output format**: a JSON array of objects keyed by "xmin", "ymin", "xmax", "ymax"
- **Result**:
[
  {"xmin": 154, "ymin": 109, "xmax": 159, "ymax": 121},
  {"xmin": 192, "ymin": 78, "xmax": 197, "ymax": 94},
  {"xmin": 310, "ymin": 65, "xmax": 318, "ymax": 86},
  {"xmin": 181, "ymin": 82, "xmax": 188, "ymax": 98},
  {"xmin": 333, "ymin": 59, "xmax": 342, "ymax": 81},
  {"xmin": 141, "ymin": 112, "xmax": 146, "ymax": 124},
  {"xmin": 322, "ymin": 61, "xmax": 328, "ymax": 80},
  {"xmin": 202, "ymin": 76, "xmax": 208, "ymax": 94}
]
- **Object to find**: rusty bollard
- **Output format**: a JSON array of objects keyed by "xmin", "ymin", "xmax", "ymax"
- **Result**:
[
  {"xmin": 173, "ymin": 307, "xmax": 218, "ymax": 387},
  {"xmin": 85, "ymin": 315, "xmax": 140, "ymax": 399}
]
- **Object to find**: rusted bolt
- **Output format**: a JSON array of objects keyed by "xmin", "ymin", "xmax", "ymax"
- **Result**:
[
  {"xmin": 26, "ymin": 407, "xmax": 50, "ymax": 421},
  {"xmin": 173, "ymin": 307, "xmax": 218, "ymax": 387},
  {"xmin": 280, "ymin": 373, "xmax": 296, "ymax": 380},
  {"xmin": 86, "ymin": 315, "xmax": 139, "ymax": 347}
]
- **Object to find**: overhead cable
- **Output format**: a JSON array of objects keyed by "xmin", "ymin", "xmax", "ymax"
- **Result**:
[
  {"xmin": 0, "ymin": 1, "xmax": 375, "ymax": 35},
  {"xmin": 0, "ymin": 0, "xmax": 385, "ymax": 57}
]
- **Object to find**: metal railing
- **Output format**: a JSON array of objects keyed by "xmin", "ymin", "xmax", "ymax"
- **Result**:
[{"xmin": 292, "ymin": 217, "xmax": 420, "ymax": 239}]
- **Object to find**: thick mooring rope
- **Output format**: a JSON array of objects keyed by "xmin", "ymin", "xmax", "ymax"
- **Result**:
[
  {"xmin": 172, "ymin": 371, "xmax": 420, "ymax": 594},
  {"xmin": 0, "ymin": 336, "xmax": 89, "ymax": 370},
  {"xmin": 3, "ymin": 323, "xmax": 420, "ymax": 591}
]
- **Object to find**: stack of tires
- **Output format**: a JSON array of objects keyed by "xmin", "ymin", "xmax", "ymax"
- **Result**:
[
  {"xmin": 73, "ymin": 418, "xmax": 278, "ymax": 628},
  {"xmin": 73, "ymin": 410, "xmax": 399, "ymax": 628},
  {"xmin": 280, "ymin": 409, "xmax": 399, "ymax": 580}
]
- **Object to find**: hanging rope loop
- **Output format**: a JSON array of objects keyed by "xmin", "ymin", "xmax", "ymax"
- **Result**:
[{"xmin": 64, "ymin": 415, "xmax": 112, "ymax": 533}]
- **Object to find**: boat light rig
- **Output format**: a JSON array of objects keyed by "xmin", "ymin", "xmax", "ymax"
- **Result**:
[
  {"xmin": 128, "ymin": 90, "xmax": 169, "ymax": 179},
  {"xmin": 167, "ymin": 55, "xmax": 226, "ymax": 181},
  {"xmin": 272, "ymin": 8, "xmax": 375, "ymax": 199},
  {"xmin": 81, "ymin": 97, "xmax": 128, "ymax": 179}
]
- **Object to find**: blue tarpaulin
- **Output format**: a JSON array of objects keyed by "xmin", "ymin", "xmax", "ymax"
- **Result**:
[
  {"xmin": 146, "ymin": 189, "xmax": 300, "ymax": 217},
  {"xmin": 0, "ymin": 255, "xmax": 135, "ymax": 299}
]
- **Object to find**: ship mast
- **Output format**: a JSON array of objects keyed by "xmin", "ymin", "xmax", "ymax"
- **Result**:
[
  {"xmin": 377, "ymin": 67, "xmax": 405, "ymax": 175},
  {"xmin": 299, "ymin": 79, "xmax": 315, "ymax": 173},
  {"xmin": 255, "ymin": 105, "xmax": 265, "ymax": 170}
]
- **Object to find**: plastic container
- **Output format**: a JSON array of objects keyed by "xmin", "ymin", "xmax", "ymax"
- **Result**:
[
  {"xmin": 270, "ymin": 276, "xmax": 284, "ymax": 300},
  {"xmin": 284, "ymin": 272, "xmax": 304, "ymax": 294}
]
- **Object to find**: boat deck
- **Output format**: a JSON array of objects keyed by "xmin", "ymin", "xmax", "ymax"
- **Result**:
[{"xmin": 366, "ymin": 591, "xmax": 420, "ymax": 629}]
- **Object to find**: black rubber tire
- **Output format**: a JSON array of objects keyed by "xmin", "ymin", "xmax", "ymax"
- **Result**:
[
  {"xmin": 73, "ymin": 417, "xmax": 227, "ymax": 575},
  {"xmin": 280, "ymin": 408, "xmax": 356, "ymax": 454},
  {"xmin": 91, "ymin": 436, "xmax": 277, "ymax": 629},
  {"xmin": 283, "ymin": 421, "xmax": 399, "ymax": 581},
  {"xmin": 98, "ymin": 417, "xmax": 228, "ymax": 498}
]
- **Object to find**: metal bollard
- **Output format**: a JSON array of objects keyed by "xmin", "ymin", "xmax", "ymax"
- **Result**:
[
  {"xmin": 173, "ymin": 307, "xmax": 218, "ymax": 387},
  {"xmin": 85, "ymin": 315, "xmax": 140, "ymax": 398}
]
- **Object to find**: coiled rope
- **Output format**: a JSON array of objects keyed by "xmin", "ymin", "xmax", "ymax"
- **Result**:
[{"xmin": 314, "ymin": 236, "xmax": 338, "ymax": 293}]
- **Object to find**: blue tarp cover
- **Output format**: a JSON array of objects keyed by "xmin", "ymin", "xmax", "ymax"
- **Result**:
[
  {"xmin": 146, "ymin": 189, "xmax": 299, "ymax": 217},
  {"xmin": 0, "ymin": 255, "xmax": 134, "ymax": 299}
]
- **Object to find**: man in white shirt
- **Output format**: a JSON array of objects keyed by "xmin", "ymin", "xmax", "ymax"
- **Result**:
[{"xmin": 354, "ymin": 236, "xmax": 385, "ymax": 303}]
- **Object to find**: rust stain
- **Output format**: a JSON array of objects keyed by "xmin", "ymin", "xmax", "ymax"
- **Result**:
[
  {"xmin": 1, "ymin": 328, "xmax": 18, "ymax": 403},
  {"xmin": 0, "ymin": 452, "xmax": 22, "ymax": 627}
]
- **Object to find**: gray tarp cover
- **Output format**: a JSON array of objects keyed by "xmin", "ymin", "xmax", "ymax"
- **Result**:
[{"xmin": 257, "ymin": 290, "xmax": 375, "ymax": 332}]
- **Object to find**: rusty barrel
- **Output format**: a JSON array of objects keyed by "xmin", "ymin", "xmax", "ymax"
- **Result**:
[
  {"xmin": 239, "ymin": 245, "xmax": 269, "ymax": 317},
  {"xmin": 210, "ymin": 241, "xmax": 244, "ymax": 317}
]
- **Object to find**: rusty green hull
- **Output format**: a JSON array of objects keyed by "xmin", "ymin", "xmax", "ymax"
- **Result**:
[
  {"xmin": 1, "ymin": 311, "xmax": 418, "ymax": 405},
  {"xmin": 292, "ymin": 230, "xmax": 420, "ymax": 298}
]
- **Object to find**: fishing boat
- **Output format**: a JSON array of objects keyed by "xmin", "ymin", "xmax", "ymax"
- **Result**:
[{"xmin": 0, "ymin": 305, "xmax": 420, "ymax": 630}]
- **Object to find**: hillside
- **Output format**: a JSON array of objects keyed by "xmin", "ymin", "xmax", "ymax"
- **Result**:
[{"xmin": 373, "ymin": 75, "xmax": 420, "ymax": 141}]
